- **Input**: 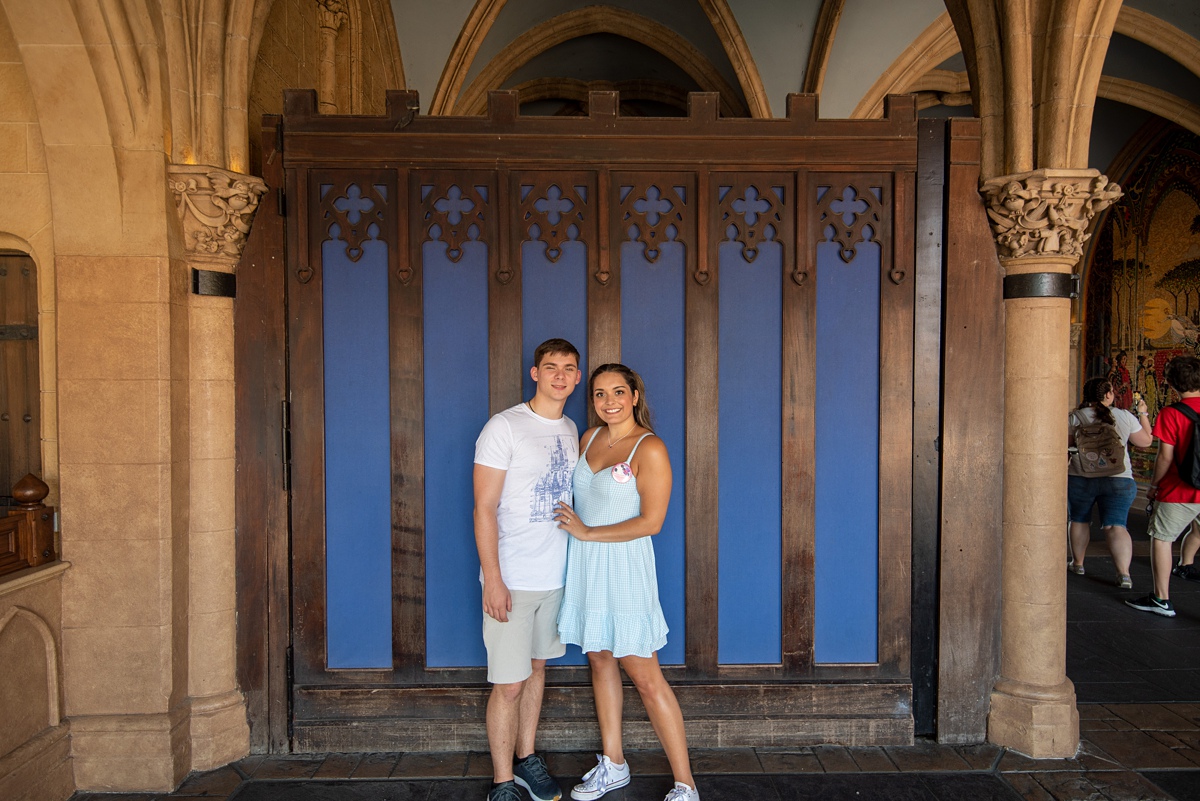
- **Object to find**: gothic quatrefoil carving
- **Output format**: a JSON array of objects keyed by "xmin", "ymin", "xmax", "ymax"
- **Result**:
[
  {"xmin": 313, "ymin": 183, "xmax": 388, "ymax": 283},
  {"xmin": 718, "ymin": 183, "xmax": 786, "ymax": 266},
  {"xmin": 816, "ymin": 185, "xmax": 897, "ymax": 281},
  {"xmin": 617, "ymin": 185, "xmax": 687, "ymax": 284},
  {"xmin": 421, "ymin": 184, "xmax": 489, "ymax": 273},
  {"xmin": 519, "ymin": 184, "xmax": 588, "ymax": 275}
]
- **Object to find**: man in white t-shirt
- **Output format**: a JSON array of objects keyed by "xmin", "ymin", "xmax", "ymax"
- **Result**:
[{"xmin": 474, "ymin": 338, "xmax": 582, "ymax": 801}]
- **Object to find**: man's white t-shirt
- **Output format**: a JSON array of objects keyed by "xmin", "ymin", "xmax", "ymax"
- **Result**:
[{"xmin": 475, "ymin": 403, "xmax": 579, "ymax": 591}]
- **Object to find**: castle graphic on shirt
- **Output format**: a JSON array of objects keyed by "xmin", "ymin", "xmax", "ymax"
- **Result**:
[{"xmin": 530, "ymin": 436, "xmax": 573, "ymax": 522}]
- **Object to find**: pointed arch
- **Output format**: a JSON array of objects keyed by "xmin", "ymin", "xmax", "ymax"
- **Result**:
[
  {"xmin": 696, "ymin": 0, "xmax": 770, "ymax": 117},
  {"xmin": 430, "ymin": 0, "xmax": 508, "ymax": 116},
  {"xmin": 0, "ymin": 606, "xmax": 61, "ymax": 727},
  {"xmin": 455, "ymin": 6, "xmax": 749, "ymax": 117},
  {"xmin": 849, "ymin": 12, "xmax": 960, "ymax": 121}
]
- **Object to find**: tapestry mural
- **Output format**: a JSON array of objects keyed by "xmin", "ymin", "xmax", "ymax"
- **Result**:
[{"xmin": 1084, "ymin": 124, "xmax": 1200, "ymax": 479}]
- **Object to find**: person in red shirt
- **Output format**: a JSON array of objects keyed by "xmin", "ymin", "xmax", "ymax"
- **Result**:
[{"xmin": 1134, "ymin": 355, "xmax": 1200, "ymax": 617}]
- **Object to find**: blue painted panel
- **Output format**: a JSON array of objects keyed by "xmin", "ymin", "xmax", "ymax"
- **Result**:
[
  {"xmin": 718, "ymin": 240, "xmax": 783, "ymax": 664},
  {"xmin": 620, "ymin": 240, "xmax": 686, "ymax": 666},
  {"xmin": 425, "ymin": 238, "xmax": 491, "ymax": 667},
  {"xmin": 520, "ymin": 238, "xmax": 591, "ymax": 667},
  {"xmin": 814, "ymin": 239, "xmax": 880, "ymax": 664},
  {"xmin": 324, "ymin": 232, "xmax": 392, "ymax": 669},
  {"xmin": 521, "ymin": 240, "xmax": 589, "ymax": 434}
]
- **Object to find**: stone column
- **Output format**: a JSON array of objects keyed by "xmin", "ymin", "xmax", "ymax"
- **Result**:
[
  {"xmin": 317, "ymin": 0, "xmax": 347, "ymax": 115},
  {"xmin": 983, "ymin": 170, "xmax": 1122, "ymax": 758},
  {"xmin": 167, "ymin": 164, "xmax": 266, "ymax": 769}
]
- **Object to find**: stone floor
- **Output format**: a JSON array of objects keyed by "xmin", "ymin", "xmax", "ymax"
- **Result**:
[{"xmin": 71, "ymin": 517, "xmax": 1200, "ymax": 801}]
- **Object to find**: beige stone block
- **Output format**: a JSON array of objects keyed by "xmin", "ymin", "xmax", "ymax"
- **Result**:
[
  {"xmin": 27, "ymin": 123, "xmax": 46, "ymax": 172},
  {"xmin": 116, "ymin": 148, "xmax": 169, "ymax": 219},
  {"xmin": 190, "ymin": 457, "xmax": 235, "ymax": 533},
  {"xmin": 61, "ymin": 539, "xmax": 167, "ymax": 628},
  {"xmin": 57, "ymin": 301, "xmax": 168, "ymax": 381},
  {"xmin": 0, "ymin": 608, "xmax": 56, "ymax": 756},
  {"xmin": 0, "ymin": 172, "xmax": 52, "ymax": 234},
  {"xmin": 189, "ymin": 691, "xmax": 249, "ymax": 770},
  {"xmin": 0, "ymin": 65, "xmax": 36, "ymax": 122},
  {"xmin": 43, "ymin": 146, "xmax": 123, "ymax": 255},
  {"xmin": 988, "ymin": 687, "xmax": 1079, "ymax": 758},
  {"xmin": 1000, "ymin": 564, "xmax": 1068, "ymax": 634},
  {"xmin": 1003, "ymin": 456, "xmax": 1066, "ymax": 524},
  {"xmin": 0, "ymin": 722, "xmax": 75, "ymax": 801},
  {"xmin": 188, "ymin": 303, "xmax": 234, "ymax": 381},
  {"xmin": 62, "ymin": 625, "xmax": 170, "ymax": 716},
  {"xmin": 57, "ymin": 462, "xmax": 170, "ymax": 542},
  {"xmin": 70, "ymin": 714, "xmax": 181, "ymax": 792},
  {"xmin": 189, "ymin": 609, "xmax": 236, "ymax": 696},
  {"xmin": 0, "ymin": 122, "xmax": 28, "ymax": 170},
  {"xmin": 0, "ymin": 12, "xmax": 17, "ymax": 60},
  {"xmin": 56, "ymin": 255, "xmax": 168, "ymax": 304},
  {"xmin": 18, "ymin": 47, "xmax": 109, "ymax": 144},
  {"xmin": 189, "ymin": 380, "xmax": 235, "ymax": 460},
  {"xmin": 189, "ymin": 528, "xmax": 236, "ymax": 615},
  {"xmin": 58, "ymin": 378, "xmax": 170, "ymax": 465},
  {"xmin": 2, "ymin": 0, "xmax": 87, "ymax": 46}
]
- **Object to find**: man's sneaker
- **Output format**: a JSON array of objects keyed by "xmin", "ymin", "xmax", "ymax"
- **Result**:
[
  {"xmin": 514, "ymin": 754, "xmax": 562, "ymax": 801},
  {"xmin": 488, "ymin": 780, "xmax": 523, "ymax": 801},
  {"xmin": 1118, "ymin": 575, "xmax": 1133, "ymax": 589},
  {"xmin": 571, "ymin": 754, "xmax": 630, "ymax": 800},
  {"xmin": 1124, "ymin": 594, "xmax": 1176, "ymax": 617},
  {"xmin": 1173, "ymin": 563, "xmax": 1200, "ymax": 582},
  {"xmin": 664, "ymin": 782, "xmax": 701, "ymax": 801}
]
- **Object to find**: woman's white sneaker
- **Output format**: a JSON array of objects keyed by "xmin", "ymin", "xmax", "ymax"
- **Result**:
[
  {"xmin": 570, "ymin": 754, "xmax": 630, "ymax": 800},
  {"xmin": 664, "ymin": 781, "xmax": 700, "ymax": 801}
]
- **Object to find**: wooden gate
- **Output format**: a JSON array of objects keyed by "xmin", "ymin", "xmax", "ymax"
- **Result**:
[{"xmin": 241, "ymin": 89, "xmax": 954, "ymax": 752}]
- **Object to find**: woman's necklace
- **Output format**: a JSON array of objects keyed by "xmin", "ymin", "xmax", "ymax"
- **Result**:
[{"xmin": 607, "ymin": 422, "xmax": 637, "ymax": 449}]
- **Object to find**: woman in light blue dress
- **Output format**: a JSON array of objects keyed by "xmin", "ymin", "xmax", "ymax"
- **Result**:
[{"xmin": 555, "ymin": 364, "xmax": 698, "ymax": 801}]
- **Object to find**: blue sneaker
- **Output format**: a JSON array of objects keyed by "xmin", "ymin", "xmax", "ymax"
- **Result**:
[
  {"xmin": 488, "ymin": 780, "xmax": 523, "ymax": 801},
  {"xmin": 514, "ymin": 753, "xmax": 562, "ymax": 801}
]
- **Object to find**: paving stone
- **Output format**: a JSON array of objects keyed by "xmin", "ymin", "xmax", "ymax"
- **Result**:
[
  {"xmin": 920, "ymin": 773, "xmax": 1024, "ymax": 801},
  {"xmin": 689, "ymin": 747, "xmax": 761, "ymax": 774},
  {"xmin": 812, "ymin": 745, "xmax": 859, "ymax": 773},
  {"xmin": 224, "ymin": 780, "xmax": 433, "ymax": 800},
  {"xmin": 756, "ymin": 751, "xmax": 824, "ymax": 773},
  {"xmin": 312, "ymin": 754, "xmax": 359, "ymax": 779},
  {"xmin": 847, "ymin": 746, "xmax": 898, "ymax": 772},
  {"xmin": 953, "ymin": 743, "xmax": 1004, "ymax": 770},
  {"xmin": 1106, "ymin": 704, "xmax": 1200, "ymax": 731},
  {"xmin": 884, "ymin": 740, "xmax": 972, "ymax": 772},
  {"xmin": 688, "ymin": 774, "xmax": 780, "ymax": 800},
  {"xmin": 1077, "ymin": 705, "xmax": 1119, "ymax": 721},
  {"xmin": 772, "ymin": 773, "xmax": 936, "ymax": 801},
  {"xmin": 393, "ymin": 751, "xmax": 467, "ymax": 778},
  {"xmin": 1028, "ymin": 771, "xmax": 1106, "ymax": 801},
  {"xmin": 1083, "ymin": 730, "xmax": 1198, "ymax": 769},
  {"xmin": 1140, "ymin": 769, "xmax": 1200, "ymax": 801},
  {"xmin": 1002, "ymin": 772, "xmax": 1055, "ymax": 801},
  {"xmin": 171, "ymin": 765, "xmax": 244, "ymax": 796},
  {"xmin": 249, "ymin": 756, "xmax": 324, "ymax": 779},
  {"xmin": 1085, "ymin": 770, "xmax": 1175, "ymax": 801},
  {"xmin": 348, "ymin": 752, "xmax": 398, "ymax": 778},
  {"xmin": 231, "ymin": 755, "xmax": 265, "ymax": 778}
]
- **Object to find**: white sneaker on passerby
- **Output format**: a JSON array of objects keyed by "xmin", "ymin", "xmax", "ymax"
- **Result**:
[
  {"xmin": 664, "ymin": 782, "xmax": 700, "ymax": 801},
  {"xmin": 570, "ymin": 754, "xmax": 630, "ymax": 800}
]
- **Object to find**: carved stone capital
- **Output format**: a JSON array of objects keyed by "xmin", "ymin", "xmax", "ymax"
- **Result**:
[
  {"xmin": 1070, "ymin": 322, "xmax": 1083, "ymax": 349},
  {"xmin": 168, "ymin": 164, "xmax": 267, "ymax": 265},
  {"xmin": 317, "ymin": 0, "xmax": 347, "ymax": 31},
  {"xmin": 981, "ymin": 169, "xmax": 1122, "ymax": 260}
]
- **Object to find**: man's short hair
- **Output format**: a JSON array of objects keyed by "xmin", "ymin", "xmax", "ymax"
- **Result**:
[
  {"xmin": 533, "ymin": 338, "xmax": 580, "ymax": 369},
  {"xmin": 1166, "ymin": 355, "xmax": 1200, "ymax": 393}
]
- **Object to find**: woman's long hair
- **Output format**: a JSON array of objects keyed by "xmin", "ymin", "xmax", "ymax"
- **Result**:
[
  {"xmin": 589, "ymin": 363, "xmax": 654, "ymax": 431},
  {"xmin": 1077, "ymin": 376, "xmax": 1116, "ymax": 426}
]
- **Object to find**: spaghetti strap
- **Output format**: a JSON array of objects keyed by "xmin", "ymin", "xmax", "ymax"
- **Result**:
[
  {"xmin": 626, "ymin": 433, "xmax": 655, "ymax": 461},
  {"xmin": 581, "ymin": 428, "xmax": 604, "ymax": 457}
]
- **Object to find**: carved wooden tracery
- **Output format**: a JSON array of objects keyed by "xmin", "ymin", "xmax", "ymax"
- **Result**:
[
  {"xmin": 618, "ymin": 183, "xmax": 688, "ymax": 280},
  {"xmin": 718, "ymin": 181, "xmax": 786, "ymax": 264},
  {"xmin": 419, "ymin": 183, "xmax": 490, "ymax": 265},
  {"xmin": 518, "ymin": 181, "xmax": 589, "ymax": 266},
  {"xmin": 815, "ymin": 183, "xmax": 902, "ymax": 283},
  {"xmin": 319, "ymin": 182, "xmax": 388, "ymax": 267}
]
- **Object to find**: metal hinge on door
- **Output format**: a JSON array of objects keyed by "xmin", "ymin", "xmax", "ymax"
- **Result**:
[{"xmin": 281, "ymin": 400, "xmax": 292, "ymax": 492}]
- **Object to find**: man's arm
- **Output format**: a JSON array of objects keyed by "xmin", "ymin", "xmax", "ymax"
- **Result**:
[
  {"xmin": 473, "ymin": 464, "xmax": 510, "ymax": 622},
  {"xmin": 1149, "ymin": 442, "xmax": 1174, "ymax": 499}
]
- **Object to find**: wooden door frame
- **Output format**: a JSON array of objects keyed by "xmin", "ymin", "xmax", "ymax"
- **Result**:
[{"xmin": 233, "ymin": 97, "xmax": 1002, "ymax": 752}]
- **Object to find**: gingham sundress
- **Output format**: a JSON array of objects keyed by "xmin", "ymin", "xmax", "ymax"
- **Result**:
[{"xmin": 557, "ymin": 431, "xmax": 669, "ymax": 658}]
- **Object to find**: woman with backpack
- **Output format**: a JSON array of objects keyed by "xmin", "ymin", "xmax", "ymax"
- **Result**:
[{"xmin": 1068, "ymin": 376, "xmax": 1153, "ymax": 588}]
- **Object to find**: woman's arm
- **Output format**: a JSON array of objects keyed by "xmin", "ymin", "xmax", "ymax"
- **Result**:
[
  {"xmin": 1128, "ymin": 399, "xmax": 1153, "ymax": 448},
  {"xmin": 555, "ymin": 438, "xmax": 672, "ymax": 543}
]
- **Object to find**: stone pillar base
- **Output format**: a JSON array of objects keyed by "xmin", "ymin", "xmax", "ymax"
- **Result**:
[
  {"xmin": 0, "ymin": 722, "xmax": 74, "ymax": 801},
  {"xmin": 189, "ymin": 690, "xmax": 250, "ymax": 771},
  {"xmin": 70, "ymin": 710, "xmax": 190, "ymax": 792},
  {"xmin": 987, "ymin": 678, "xmax": 1080, "ymax": 758}
]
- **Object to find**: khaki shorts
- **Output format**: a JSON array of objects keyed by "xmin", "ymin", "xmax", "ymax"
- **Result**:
[
  {"xmin": 482, "ymin": 587, "xmax": 566, "ymax": 684},
  {"xmin": 1147, "ymin": 502, "xmax": 1200, "ymax": 543}
]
